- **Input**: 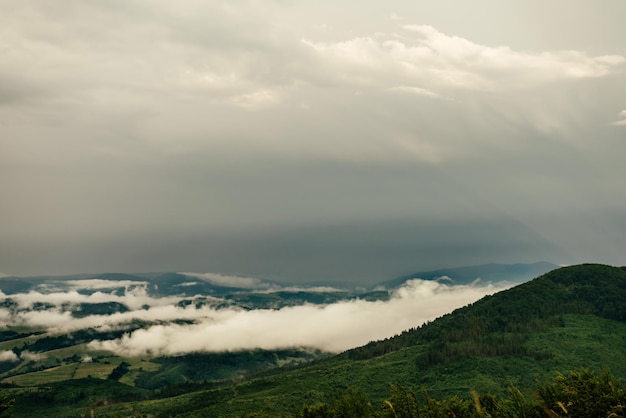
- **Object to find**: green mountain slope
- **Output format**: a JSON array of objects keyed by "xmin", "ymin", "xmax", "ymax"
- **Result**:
[{"xmin": 347, "ymin": 263, "xmax": 626, "ymax": 362}]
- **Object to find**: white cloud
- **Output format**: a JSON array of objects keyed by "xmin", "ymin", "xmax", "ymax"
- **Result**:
[
  {"xmin": 303, "ymin": 25, "xmax": 625, "ymax": 91},
  {"xmin": 0, "ymin": 350, "xmax": 19, "ymax": 362},
  {"xmin": 65, "ymin": 279, "xmax": 148, "ymax": 290},
  {"xmin": 88, "ymin": 280, "xmax": 510, "ymax": 356},
  {"xmin": 388, "ymin": 85, "xmax": 444, "ymax": 99},
  {"xmin": 1, "ymin": 2, "xmax": 623, "ymax": 168},
  {"xmin": 180, "ymin": 272, "xmax": 271, "ymax": 289},
  {"xmin": 0, "ymin": 309, "xmax": 11, "ymax": 325},
  {"xmin": 8, "ymin": 279, "xmax": 509, "ymax": 356},
  {"xmin": 176, "ymin": 282, "xmax": 199, "ymax": 287},
  {"xmin": 612, "ymin": 110, "xmax": 626, "ymax": 126},
  {"xmin": 3, "ymin": 302, "xmax": 193, "ymax": 332},
  {"xmin": 6, "ymin": 287, "xmax": 186, "ymax": 318},
  {"xmin": 255, "ymin": 286, "xmax": 344, "ymax": 294}
]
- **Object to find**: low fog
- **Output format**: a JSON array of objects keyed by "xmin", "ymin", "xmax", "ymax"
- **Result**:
[{"xmin": 0, "ymin": 279, "xmax": 510, "ymax": 356}]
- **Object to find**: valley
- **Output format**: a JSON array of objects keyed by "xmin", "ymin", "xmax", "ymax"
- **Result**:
[{"xmin": 1, "ymin": 263, "xmax": 626, "ymax": 416}]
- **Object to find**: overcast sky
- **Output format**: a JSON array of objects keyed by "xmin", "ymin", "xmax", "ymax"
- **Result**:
[{"xmin": 1, "ymin": 1, "xmax": 625, "ymax": 283}]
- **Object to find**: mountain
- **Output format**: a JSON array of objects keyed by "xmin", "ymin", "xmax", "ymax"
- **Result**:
[
  {"xmin": 3, "ymin": 263, "xmax": 626, "ymax": 417},
  {"xmin": 378, "ymin": 261, "xmax": 558, "ymax": 289},
  {"xmin": 0, "ymin": 262, "xmax": 557, "ymax": 302},
  {"xmin": 0, "ymin": 271, "xmax": 349, "ymax": 300},
  {"xmin": 81, "ymin": 263, "xmax": 625, "ymax": 417},
  {"xmin": 347, "ymin": 263, "xmax": 626, "ymax": 361}
]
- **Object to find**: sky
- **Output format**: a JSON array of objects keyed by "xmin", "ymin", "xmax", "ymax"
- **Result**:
[{"xmin": 2, "ymin": 1, "xmax": 626, "ymax": 284}]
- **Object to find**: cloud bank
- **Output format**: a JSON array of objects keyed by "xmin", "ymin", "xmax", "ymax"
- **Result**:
[
  {"xmin": 0, "ymin": 278, "xmax": 510, "ymax": 356},
  {"xmin": 2, "ymin": 3, "xmax": 623, "ymax": 166},
  {"xmin": 303, "ymin": 25, "xmax": 624, "ymax": 92},
  {"xmin": 180, "ymin": 272, "xmax": 271, "ymax": 289},
  {"xmin": 90, "ymin": 280, "xmax": 504, "ymax": 355},
  {"xmin": 86, "ymin": 280, "xmax": 507, "ymax": 355}
]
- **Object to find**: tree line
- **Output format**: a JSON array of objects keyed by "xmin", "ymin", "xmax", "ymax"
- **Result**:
[{"xmin": 241, "ymin": 368, "xmax": 626, "ymax": 418}]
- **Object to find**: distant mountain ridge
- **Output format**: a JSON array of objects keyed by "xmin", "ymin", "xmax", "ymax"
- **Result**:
[
  {"xmin": 0, "ymin": 263, "xmax": 560, "ymax": 313},
  {"xmin": 0, "ymin": 262, "xmax": 559, "ymax": 295},
  {"xmin": 379, "ymin": 261, "xmax": 558, "ymax": 289},
  {"xmin": 0, "ymin": 271, "xmax": 283, "ymax": 297}
]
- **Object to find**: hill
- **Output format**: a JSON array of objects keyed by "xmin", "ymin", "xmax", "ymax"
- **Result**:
[{"xmin": 348, "ymin": 263, "xmax": 626, "ymax": 361}]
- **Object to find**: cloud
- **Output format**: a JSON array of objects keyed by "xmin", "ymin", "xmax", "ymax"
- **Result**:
[
  {"xmin": 88, "ymin": 280, "xmax": 510, "ymax": 356},
  {"xmin": 0, "ymin": 350, "xmax": 19, "ymax": 362},
  {"xmin": 1, "ymin": 4, "xmax": 623, "ymax": 171},
  {"xmin": 64, "ymin": 279, "xmax": 148, "ymax": 290},
  {"xmin": 176, "ymin": 282, "xmax": 199, "ymax": 287},
  {"xmin": 612, "ymin": 110, "xmax": 626, "ymax": 126},
  {"xmin": 255, "ymin": 286, "xmax": 344, "ymax": 294},
  {"xmin": 180, "ymin": 272, "xmax": 271, "ymax": 289},
  {"xmin": 3, "ymin": 301, "xmax": 207, "ymax": 333},
  {"xmin": 388, "ymin": 85, "xmax": 444, "ymax": 99},
  {"xmin": 303, "ymin": 25, "xmax": 625, "ymax": 91},
  {"xmin": 4, "ymin": 279, "xmax": 510, "ymax": 355},
  {"xmin": 6, "ymin": 286, "xmax": 185, "ymax": 315},
  {"xmin": 0, "ymin": 1, "xmax": 291, "ymax": 112}
]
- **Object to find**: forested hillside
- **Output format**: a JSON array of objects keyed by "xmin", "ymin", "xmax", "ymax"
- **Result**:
[{"xmin": 347, "ymin": 263, "xmax": 626, "ymax": 362}]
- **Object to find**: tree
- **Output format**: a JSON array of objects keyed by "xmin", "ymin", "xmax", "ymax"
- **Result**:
[
  {"xmin": 0, "ymin": 390, "xmax": 14, "ymax": 418},
  {"xmin": 537, "ymin": 369, "xmax": 626, "ymax": 418}
]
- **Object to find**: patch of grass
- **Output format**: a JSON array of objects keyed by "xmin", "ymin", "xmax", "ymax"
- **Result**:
[
  {"xmin": 118, "ymin": 360, "xmax": 161, "ymax": 386},
  {"xmin": 4, "ymin": 363, "xmax": 79, "ymax": 386},
  {"xmin": 72, "ymin": 361, "xmax": 118, "ymax": 380},
  {"xmin": 0, "ymin": 335, "xmax": 42, "ymax": 352},
  {"xmin": 10, "ymin": 377, "xmax": 149, "ymax": 418}
]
